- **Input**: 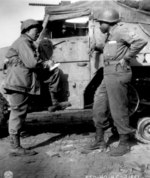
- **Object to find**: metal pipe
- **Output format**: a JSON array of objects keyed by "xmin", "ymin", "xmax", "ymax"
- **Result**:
[
  {"xmin": 29, "ymin": 3, "xmax": 60, "ymax": 6},
  {"xmin": 56, "ymin": 60, "xmax": 90, "ymax": 63}
]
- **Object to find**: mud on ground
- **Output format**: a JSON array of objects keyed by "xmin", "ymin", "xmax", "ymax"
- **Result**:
[{"xmin": 0, "ymin": 121, "xmax": 150, "ymax": 178}]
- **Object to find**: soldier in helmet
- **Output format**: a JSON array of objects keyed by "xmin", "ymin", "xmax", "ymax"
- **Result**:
[
  {"xmin": 84, "ymin": 9, "xmax": 147, "ymax": 156},
  {"xmin": 4, "ymin": 19, "xmax": 43, "ymax": 156}
]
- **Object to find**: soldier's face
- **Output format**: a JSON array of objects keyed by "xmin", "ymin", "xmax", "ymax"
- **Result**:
[
  {"xmin": 27, "ymin": 27, "xmax": 40, "ymax": 41},
  {"xmin": 99, "ymin": 22, "xmax": 110, "ymax": 33}
]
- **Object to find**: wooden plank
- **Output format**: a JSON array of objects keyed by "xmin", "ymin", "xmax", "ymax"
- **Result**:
[{"xmin": 26, "ymin": 109, "xmax": 93, "ymax": 125}]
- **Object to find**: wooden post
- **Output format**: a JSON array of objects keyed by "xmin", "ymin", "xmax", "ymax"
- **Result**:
[{"xmin": 38, "ymin": 14, "xmax": 50, "ymax": 41}]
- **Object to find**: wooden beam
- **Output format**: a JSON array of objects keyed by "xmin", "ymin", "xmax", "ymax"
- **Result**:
[{"xmin": 37, "ymin": 14, "xmax": 50, "ymax": 42}]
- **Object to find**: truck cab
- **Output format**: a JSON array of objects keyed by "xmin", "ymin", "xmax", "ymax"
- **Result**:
[
  {"xmin": 1, "ymin": 0, "xmax": 150, "ymax": 142},
  {"xmin": 37, "ymin": 0, "xmax": 150, "ymax": 143}
]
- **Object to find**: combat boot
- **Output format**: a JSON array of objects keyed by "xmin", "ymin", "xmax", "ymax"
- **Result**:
[
  {"xmin": 9, "ymin": 134, "xmax": 37, "ymax": 156},
  {"xmin": 83, "ymin": 128, "xmax": 106, "ymax": 151},
  {"xmin": 109, "ymin": 134, "xmax": 130, "ymax": 156}
]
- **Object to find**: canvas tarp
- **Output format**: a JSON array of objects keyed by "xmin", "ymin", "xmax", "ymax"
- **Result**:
[
  {"xmin": 117, "ymin": 0, "xmax": 150, "ymax": 12},
  {"xmin": 45, "ymin": 1, "xmax": 91, "ymax": 21},
  {"xmin": 45, "ymin": 0, "xmax": 150, "ymax": 24},
  {"xmin": 45, "ymin": 0, "xmax": 150, "ymax": 36}
]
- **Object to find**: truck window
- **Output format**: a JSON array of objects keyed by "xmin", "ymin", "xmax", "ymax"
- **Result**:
[{"xmin": 43, "ymin": 20, "xmax": 88, "ymax": 39}]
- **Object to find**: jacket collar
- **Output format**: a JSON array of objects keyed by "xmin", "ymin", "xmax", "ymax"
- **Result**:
[
  {"xmin": 21, "ymin": 34, "xmax": 33, "ymax": 42},
  {"xmin": 107, "ymin": 23, "xmax": 118, "ymax": 41}
]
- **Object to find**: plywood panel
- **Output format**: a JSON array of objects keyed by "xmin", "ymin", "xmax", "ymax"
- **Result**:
[{"xmin": 52, "ymin": 36, "xmax": 89, "ymax": 62}]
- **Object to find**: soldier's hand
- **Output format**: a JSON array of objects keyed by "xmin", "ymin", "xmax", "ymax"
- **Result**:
[
  {"xmin": 118, "ymin": 58, "xmax": 126, "ymax": 67},
  {"xmin": 117, "ymin": 58, "xmax": 130, "ymax": 70},
  {"xmin": 88, "ymin": 43, "xmax": 96, "ymax": 57},
  {"xmin": 43, "ymin": 60, "xmax": 55, "ymax": 69},
  {"xmin": 88, "ymin": 48, "xmax": 95, "ymax": 57}
]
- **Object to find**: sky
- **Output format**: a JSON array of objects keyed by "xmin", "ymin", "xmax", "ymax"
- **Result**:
[{"xmin": 0, "ymin": 0, "xmax": 78, "ymax": 48}]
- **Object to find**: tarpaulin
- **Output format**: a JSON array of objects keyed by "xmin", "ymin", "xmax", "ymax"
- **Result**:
[
  {"xmin": 45, "ymin": 0, "xmax": 150, "ymax": 35},
  {"xmin": 118, "ymin": 0, "xmax": 150, "ymax": 12},
  {"xmin": 45, "ymin": 0, "xmax": 150, "ymax": 23}
]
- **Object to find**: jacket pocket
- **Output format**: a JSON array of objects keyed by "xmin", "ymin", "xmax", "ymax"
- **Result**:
[
  {"xmin": 4, "ymin": 65, "xmax": 32, "ymax": 89},
  {"xmin": 104, "ymin": 41, "xmax": 118, "ymax": 60}
]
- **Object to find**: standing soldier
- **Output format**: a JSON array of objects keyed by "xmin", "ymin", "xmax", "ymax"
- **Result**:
[
  {"xmin": 4, "ymin": 19, "xmax": 43, "ymax": 156},
  {"xmin": 84, "ymin": 8, "xmax": 147, "ymax": 156}
]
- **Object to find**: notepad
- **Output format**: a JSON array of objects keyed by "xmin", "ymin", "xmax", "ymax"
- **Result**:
[{"xmin": 49, "ymin": 63, "xmax": 60, "ymax": 71}]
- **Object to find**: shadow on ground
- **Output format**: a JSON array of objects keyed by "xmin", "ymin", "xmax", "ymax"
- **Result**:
[{"xmin": 0, "ymin": 121, "xmax": 95, "ymax": 138}]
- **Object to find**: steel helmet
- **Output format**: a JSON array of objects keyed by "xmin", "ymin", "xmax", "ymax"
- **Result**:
[
  {"xmin": 21, "ymin": 19, "xmax": 42, "ymax": 34},
  {"xmin": 96, "ymin": 9, "xmax": 120, "ymax": 23}
]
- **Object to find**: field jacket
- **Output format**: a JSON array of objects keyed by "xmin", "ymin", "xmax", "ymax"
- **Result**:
[
  {"xmin": 103, "ymin": 23, "xmax": 148, "ymax": 74},
  {"xmin": 4, "ymin": 34, "xmax": 43, "ymax": 95}
]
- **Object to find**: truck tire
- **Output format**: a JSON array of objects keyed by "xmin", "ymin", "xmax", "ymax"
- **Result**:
[
  {"xmin": 128, "ymin": 84, "xmax": 140, "ymax": 116},
  {"xmin": 136, "ymin": 117, "xmax": 150, "ymax": 143}
]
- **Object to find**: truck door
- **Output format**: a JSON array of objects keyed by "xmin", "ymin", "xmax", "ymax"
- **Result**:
[
  {"xmin": 52, "ymin": 34, "xmax": 90, "ymax": 109},
  {"xmin": 42, "ymin": 18, "xmax": 90, "ymax": 109}
]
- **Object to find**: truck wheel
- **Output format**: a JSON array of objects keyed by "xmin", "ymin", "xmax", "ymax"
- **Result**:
[
  {"xmin": 136, "ymin": 117, "xmax": 150, "ymax": 143},
  {"xmin": 128, "ymin": 84, "xmax": 139, "ymax": 116}
]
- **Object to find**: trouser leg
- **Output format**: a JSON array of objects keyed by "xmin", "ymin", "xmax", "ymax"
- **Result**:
[
  {"xmin": 83, "ymin": 80, "xmax": 109, "ymax": 151},
  {"xmin": 93, "ymin": 79, "xmax": 110, "ymax": 130},
  {"xmin": 7, "ymin": 92, "xmax": 37, "ymax": 156},
  {"xmin": 8, "ymin": 92, "xmax": 29, "ymax": 135},
  {"xmin": 44, "ymin": 68, "xmax": 61, "ymax": 105},
  {"xmin": 45, "ymin": 68, "xmax": 71, "ymax": 112},
  {"xmin": 105, "ymin": 73, "xmax": 134, "ymax": 135},
  {"xmin": 105, "ymin": 72, "xmax": 134, "ymax": 156}
]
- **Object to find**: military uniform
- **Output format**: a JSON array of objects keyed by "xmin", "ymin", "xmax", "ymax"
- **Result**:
[
  {"xmin": 93, "ymin": 23, "xmax": 147, "ymax": 134},
  {"xmin": 4, "ymin": 34, "xmax": 43, "ymax": 135},
  {"xmin": 3, "ymin": 19, "xmax": 43, "ymax": 156},
  {"xmin": 84, "ymin": 8, "xmax": 147, "ymax": 156},
  {"xmin": 37, "ymin": 38, "xmax": 71, "ymax": 112},
  {"xmin": 38, "ymin": 38, "xmax": 61, "ymax": 104}
]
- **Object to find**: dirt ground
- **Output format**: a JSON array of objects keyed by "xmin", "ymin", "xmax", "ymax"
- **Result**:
[{"xmin": 0, "ymin": 111, "xmax": 150, "ymax": 178}]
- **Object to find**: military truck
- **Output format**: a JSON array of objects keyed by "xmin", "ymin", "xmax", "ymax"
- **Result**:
[{"xmin": 1, "ymin": 0, "xmax": 150, "ymax": 142}]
